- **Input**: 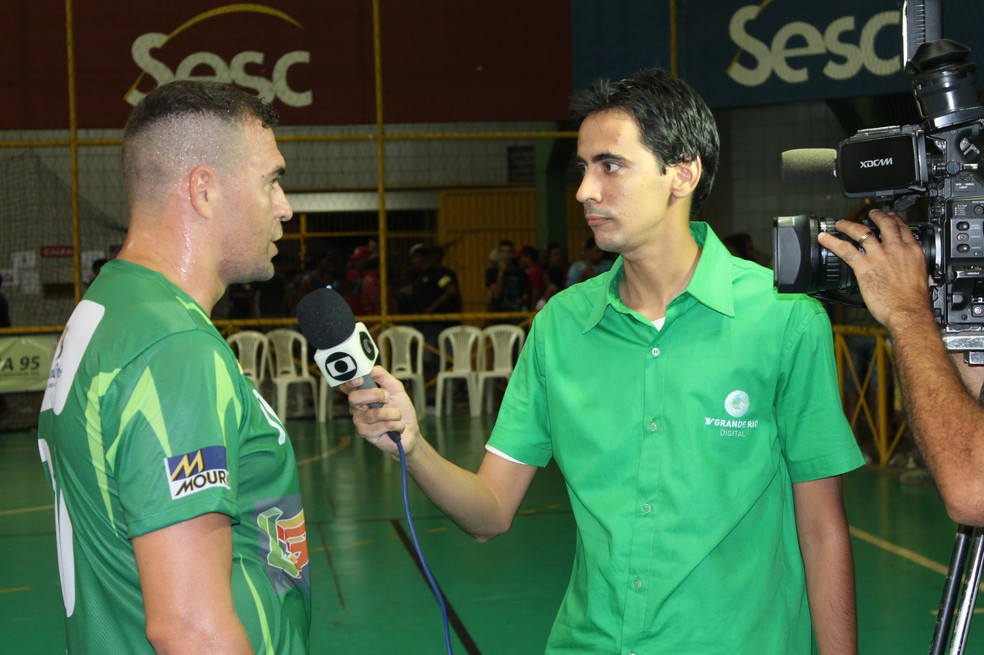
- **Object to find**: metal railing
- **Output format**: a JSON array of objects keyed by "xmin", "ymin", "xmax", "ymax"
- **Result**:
[{"xmin": 833, "ymin": 324, "xmax": 908, "ymax": 466}]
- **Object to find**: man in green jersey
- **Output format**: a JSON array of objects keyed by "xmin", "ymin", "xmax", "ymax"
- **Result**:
[
  {"xmin": 38, "ymin": 81, "xmax": 310, "ymax": 653},
  {"xmin": 345, "ymin": 68, "xmax": 863, "ymax": 653}
]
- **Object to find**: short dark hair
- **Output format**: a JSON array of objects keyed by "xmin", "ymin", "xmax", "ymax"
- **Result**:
[
  {"xmin": 121, "ymin": 81, "xmax": 280, "ymax": 209},
  {"xmin": 569, "ymin": 67, "xmax": 719, "ymax": 213},
  {"xmin": 124, "ymin": 80, "xmax": 279, "ymax": 141}
]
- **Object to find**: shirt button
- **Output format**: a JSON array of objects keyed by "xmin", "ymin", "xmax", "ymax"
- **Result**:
[
  {"xmin": 641, "ymin": 503, "xmax": 652, "ymax": 515},
  {"xmin": 633, "ymin": 577, "xmax": 643, "ymax": 590},
  {"xmin": 651, "ymin": 346, "xmax": 661, "ymax": 357},
  {"xmin": 648, "ymin": 420, "xmax": 658, "ymax": 432}
]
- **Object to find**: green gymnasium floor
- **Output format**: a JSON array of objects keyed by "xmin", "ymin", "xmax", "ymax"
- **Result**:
[{"xmin": 3, "ymin": 412, "xmax": 983, "ymax": 653}]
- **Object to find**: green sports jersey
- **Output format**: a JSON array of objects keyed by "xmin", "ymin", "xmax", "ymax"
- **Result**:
[{"xmin": 38, "ymin": 260, "xmax": 311, "ymax": 654}]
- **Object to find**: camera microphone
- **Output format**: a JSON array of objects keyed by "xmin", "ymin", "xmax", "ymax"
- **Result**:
[
  {"xmin": 295, "ymin": 287, "xmax": 400, "ymax": 442},
  {"xmin": 780, "ymin": 148, "xmax": 837, "ymax": 181}
]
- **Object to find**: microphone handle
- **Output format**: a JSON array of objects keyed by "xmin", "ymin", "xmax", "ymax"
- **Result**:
[{"xmin": 356, "ymin": 376, "xmax": 402, "ymax": 443}]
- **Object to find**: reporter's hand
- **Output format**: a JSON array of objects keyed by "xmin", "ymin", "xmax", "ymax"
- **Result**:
[
  {"xmin": 340, "ymin": 366, "xmax": 422, "ymax": 455},
  {"xmin": 817, "ymin": 209, "xmax": 931, "ymax": 331}
]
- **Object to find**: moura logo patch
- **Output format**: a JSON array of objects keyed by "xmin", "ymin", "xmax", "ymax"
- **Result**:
[{"xmin": 165, "ymin": 446, "xmax": 231, "ymax": 499}]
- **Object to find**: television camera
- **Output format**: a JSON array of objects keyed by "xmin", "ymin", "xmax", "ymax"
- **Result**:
[{"xmin": 773, "ymin": 24, "xmax": 984, "ymax": 350}]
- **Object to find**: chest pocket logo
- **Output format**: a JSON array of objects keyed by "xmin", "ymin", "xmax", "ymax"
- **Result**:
[{"xmin": 724, "ymin": 390, "xmax": 750, "ymax": 418}]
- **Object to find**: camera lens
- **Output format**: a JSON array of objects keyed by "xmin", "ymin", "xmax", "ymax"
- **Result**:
[
  {"xmin": 772, "ymin": 215, "xmax": 937, "ymax": 294},
  {"xmin": 773, "ymin": 215, "xmax": 856, "ymax": 293}
]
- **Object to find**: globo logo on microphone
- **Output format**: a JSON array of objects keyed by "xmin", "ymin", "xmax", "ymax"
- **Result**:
[
  {"xmin": 313, "ymin": 323, "xmax": 378, "ymax": 387},
  {"xmin": 324, "ymin": 352, "xmax": 359, "ymax": 382}
]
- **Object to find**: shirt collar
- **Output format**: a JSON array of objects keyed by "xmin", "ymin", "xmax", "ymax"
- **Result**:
[{"xmin": 582, "ymin": 222, "xmax": 736, "ymax": 332}]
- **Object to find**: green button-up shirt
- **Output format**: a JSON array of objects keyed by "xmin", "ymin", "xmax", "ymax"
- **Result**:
[{"xmin": 487, "ymin": 222, "xmax": 863, "ymax": 654}]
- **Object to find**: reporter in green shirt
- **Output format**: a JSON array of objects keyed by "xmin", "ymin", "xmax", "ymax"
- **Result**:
[{"xmin": 346, "ymin": 67, "xmax": 863, "ymax": 654}]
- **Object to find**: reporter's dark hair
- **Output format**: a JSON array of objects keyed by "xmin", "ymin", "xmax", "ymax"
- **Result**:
[{"xmin": 570, "ymin": 67, "xmax": 719, "ymax": 213}]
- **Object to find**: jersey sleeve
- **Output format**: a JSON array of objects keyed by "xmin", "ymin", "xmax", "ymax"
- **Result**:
[{"xmin": 110, "ymin": 329, "xmax": 245, "ymax": 537}]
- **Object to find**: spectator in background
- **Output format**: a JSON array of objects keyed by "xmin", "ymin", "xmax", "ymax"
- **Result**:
[
  {"xmin": 359, "ymin": 252, "xmax": 396, "ymax": 317},
  {"xmin": 540, "ymin": 242, "xmax": 567, "ymax": 308},
  {"xmin": 486, "ymin": 239, "xmax": 530, "ymax": 313},
  {"xmin": 519, "ymin": 245, "xmax": 547, "ymax": 310},
  {"xmin": 565, "ymin": 237, "xmax": 612, "ymax": 288},
  {"xmin": 256, "ymin": 254, "xmax": 290, "ymax": 317},
  {"xmin": 296, "ymin": 250, "xmax": 338, "ymax": 301},
  {"xmin": 344, "ymin": 245, "xmax": 372, "ymax": 316},
  {"xmin": 398, "ymin": 242, "xmax": 426, "ymax": 314},
  {"xmin": 411, "ymin": 244, "xmax": 461, "ymax": 373}
]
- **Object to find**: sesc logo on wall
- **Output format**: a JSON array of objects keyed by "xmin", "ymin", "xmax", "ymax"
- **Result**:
[
  {"xmin": 678, "ymin": 1, "xmax": 910, "ymax": 108},
  {"xmin": 71, "ymin": 2, "xmax": 354, "ymax": 128},
  {"xmin": 124, "ymin": 6, "xmax": 313, "ymax": 109},
  {"xmin": 3, "ymin": 1, "xmax": 573, "ymax": 130},
  {"xmin": 726, "ymin": 6, "xmax": 900, "ymax": 87}
]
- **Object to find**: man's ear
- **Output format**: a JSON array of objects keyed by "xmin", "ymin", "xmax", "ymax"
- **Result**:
[
  {"xmin": 188, "ymin": 166, "xmax": 216, "ymax": 217},
  {"xmin": 670, "ymin": 157, "xmax": 702, "ymax": 200}
]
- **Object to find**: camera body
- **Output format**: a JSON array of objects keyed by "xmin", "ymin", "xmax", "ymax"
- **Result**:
[{"xmin": 773, "ymin": 38, "xmax": 984, "ymax": 344}]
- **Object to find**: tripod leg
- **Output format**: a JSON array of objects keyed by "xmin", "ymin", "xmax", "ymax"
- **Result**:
[
  {"xmin": 949, "ymin": 528, "xmax": 984, "ymax": 655},
  {"xmin": 930, "ymin": 525, "xmax": 974, "ymax": 655}
]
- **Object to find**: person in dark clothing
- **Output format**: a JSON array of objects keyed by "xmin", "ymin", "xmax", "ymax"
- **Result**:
[
  {"xmin": 411, "ymin": 245, "xmax": 461, "ymax": 373},
  {"xmin": 485, "ymin": 240, "xmax": 530, "ymax": 313}
]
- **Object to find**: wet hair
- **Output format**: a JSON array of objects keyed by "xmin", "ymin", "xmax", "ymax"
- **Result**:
[
  {"xmin": 121, "ymin": 81, "xmax": 280, "ymax": 210},
  {"xmin": 569, "ymin": 67, "xmax": 720, "ymax": 213}
]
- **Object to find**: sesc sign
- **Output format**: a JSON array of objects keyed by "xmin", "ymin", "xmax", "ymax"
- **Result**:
[
  {"xmin": 126, "ymin": 32, "xmax": 312, "ymax": 108},
  {"xmin": 727, "ymin": 6, "xmax": 901, "ymax": 86}
]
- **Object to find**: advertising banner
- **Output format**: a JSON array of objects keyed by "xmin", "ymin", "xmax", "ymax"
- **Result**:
[
  {"xmin": 0, "ymin": 0, "xmax": 572, "ymax": 129},
  {"xmin": 572, "ymin": 1, "xmax": 984, "ymax": 110},
  {"xmin": 0, "ymin": 335, "xmax": 58, "ymax": 394}
]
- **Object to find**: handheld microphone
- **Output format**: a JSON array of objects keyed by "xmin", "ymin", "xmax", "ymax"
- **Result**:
[
  {"xmin": 295, "ymin": 287, "xmax": 400, "ymax": 442},
  {"xmin": 781, "ymin": 148, "xmax": 837, "ymax": 182},
  {"xmin": 298, "ymin": 288, "xmax": 451, "ymax": 652}
]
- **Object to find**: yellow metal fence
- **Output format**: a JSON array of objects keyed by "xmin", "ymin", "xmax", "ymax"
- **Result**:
[{"xmin": 833, "ymin": 324, "xmax": 909, "ymax": 466}]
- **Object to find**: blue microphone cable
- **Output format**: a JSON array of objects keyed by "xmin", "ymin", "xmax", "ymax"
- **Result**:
[{"xmin": 397, "ymin": 440, "xmax": 453, "ymax": 655}]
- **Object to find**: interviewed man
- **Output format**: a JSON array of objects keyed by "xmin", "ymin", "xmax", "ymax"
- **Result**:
[{"xmin": 37, "ymin": 81, "xmax": 310, "ymax": 653}]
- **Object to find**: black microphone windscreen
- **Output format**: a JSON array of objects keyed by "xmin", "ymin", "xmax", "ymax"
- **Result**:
[
  {"xmin": 781, "ymin": 148, "xmax": 837, "ymax": 181},
  {"xmin": 296, "ymin": 287, "xmax": 355, "ymax": 350}
]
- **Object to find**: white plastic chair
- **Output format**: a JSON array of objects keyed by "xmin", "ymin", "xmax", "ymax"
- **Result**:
[
  {"xmin": 478, "ymin": 324, "xmax": 526, "ymax": 414},
  {"xmin": 435, "ymin": 325, "xmax": 481, "ymax": 417},
  {"xmin": 225, "ymin": 330, "xmax": 270, "ymax": 388},
  {"xmin": 317, "ymin": 377, "xmax": 332, "ymax": 423},
  {"xmin": 266, "ymin": 328, "xmax": 319, "ymax": 421},
  {"xmin": 378, "ymin": 326, "xmax": 427, "ymax": 415}
]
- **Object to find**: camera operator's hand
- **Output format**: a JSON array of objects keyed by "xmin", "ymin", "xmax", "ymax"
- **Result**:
[
  {"xmin": 820, "ymin": 209, "xmax": 984, "ymax": 525},
  {"xmin": 817, "ymin": 209, "xmax": 932, "ymax": 332}
]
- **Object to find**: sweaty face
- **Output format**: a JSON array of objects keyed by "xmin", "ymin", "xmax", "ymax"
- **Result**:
[
  {"xmin": 216, "ymin": 118, "xmax": 292, "ymax": 285},
  {"xmin": 574, "ymin": 110, "xmax": 675, "ymax": 257}
]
